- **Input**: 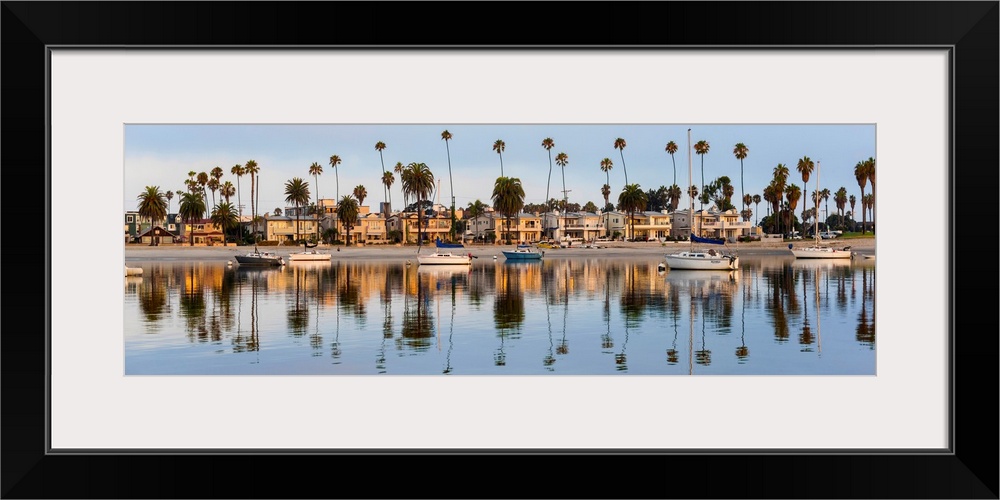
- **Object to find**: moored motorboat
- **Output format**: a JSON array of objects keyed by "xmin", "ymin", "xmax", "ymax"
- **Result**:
[{"xmin": 501, "ymin": 245, "xmax": 543, "ymax": 261}]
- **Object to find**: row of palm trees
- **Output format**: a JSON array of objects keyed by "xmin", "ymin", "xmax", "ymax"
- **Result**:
[
  {"xmin": 138, "ymin": 137, "xmax": 875, "ymax": 246},
  {"xmin": 757, "ymin": 156, "xmax": 876, "ymax": 236}
]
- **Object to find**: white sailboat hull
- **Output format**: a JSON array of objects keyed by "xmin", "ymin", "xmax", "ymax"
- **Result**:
[
  {"xmin": 790, "ymin": 246, "xmax": 853, "ymax": 259},
  {"xmin": 664, "ymin": 251, "xmax": 739, "ymax": 270},
  {"xmin": 287, "ymin": 251, "xmax": 331, "ymax": 262},
  {"xmin": 417, "ymin": 252, "xmax": 472, "ymax": 265}
]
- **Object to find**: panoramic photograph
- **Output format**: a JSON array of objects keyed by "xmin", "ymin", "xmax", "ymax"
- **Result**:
[{"xmin": 124, "ymin": 123, "xmax": 877, "ymax": 375}]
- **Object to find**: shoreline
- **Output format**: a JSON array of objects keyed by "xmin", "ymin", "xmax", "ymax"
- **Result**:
[{"xmin": 125, "ymin": 238, "xmax": 875, "ymax": 261}]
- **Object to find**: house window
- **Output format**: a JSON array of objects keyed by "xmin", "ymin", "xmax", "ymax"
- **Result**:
[{"xmin": 127, "ymin": 215, "xmax": 134, "ymax": 223}]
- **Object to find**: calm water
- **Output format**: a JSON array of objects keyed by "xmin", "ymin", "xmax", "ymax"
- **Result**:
[{"xmin": 124, "ymin": 256, "xmax": 876, "ymax": 375}]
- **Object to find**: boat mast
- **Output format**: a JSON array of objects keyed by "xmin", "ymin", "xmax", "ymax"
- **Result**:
[
  {"xmin": 814, "ymin": 161, "xmax": 820, "ymax": 245},
  {"xmin": 688, "ymin": 128, "xmax": 693, "ymax": 252}
]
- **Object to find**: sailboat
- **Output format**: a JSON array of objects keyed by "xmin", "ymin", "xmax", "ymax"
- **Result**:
[
  {"xmin": 235, "ymin": 171, "xmax": 284, "ymax": 267},
  {"xmin": 664, "ymin": 128, "xmax": 740, "ymax": 271},
  {"xmin": 790, "ymin": 161, "xmax": 853, "ymax": 259},
  {"xmin": 288, "ymin": 240, "xmax": 331, "ymax": 262}
]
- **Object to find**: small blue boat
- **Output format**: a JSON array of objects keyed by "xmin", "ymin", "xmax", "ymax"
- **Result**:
[{"xmin": 501, "ymin": 246, "xmax": 543, "ymax": 260}]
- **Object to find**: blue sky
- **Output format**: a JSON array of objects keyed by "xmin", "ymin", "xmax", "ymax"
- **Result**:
[{"xmin": 125, "ymin": 124, "xmax": 875, "ymax": 219}]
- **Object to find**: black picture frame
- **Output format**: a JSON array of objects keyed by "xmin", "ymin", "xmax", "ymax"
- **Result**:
[{"xmin": 3, "ymin": 2, "xmax": 997, "ymax": 498}]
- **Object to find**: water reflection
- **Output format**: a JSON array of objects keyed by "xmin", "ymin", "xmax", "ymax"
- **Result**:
[{"xmin": 124, "ymin": 256, "xmax": 876, "ymax": 375}]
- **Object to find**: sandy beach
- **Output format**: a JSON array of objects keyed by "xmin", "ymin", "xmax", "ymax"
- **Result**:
[{"xmin": 125, "ymin": 238, "xmax": 875, "ymax": 261}]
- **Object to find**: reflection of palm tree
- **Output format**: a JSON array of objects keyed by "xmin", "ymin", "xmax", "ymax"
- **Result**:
[
  {"xmin": 543, "ymin": 290, "xmax": 555, "ymax": 370},
  {"xmin": 287, "ymin": 266, "xmax": 309, "ymax": 336}
]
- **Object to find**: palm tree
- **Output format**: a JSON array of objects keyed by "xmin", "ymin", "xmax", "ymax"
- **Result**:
[
  {"xmin": 210, "ymin": 166, "xmax": 224, "ymax": 205},
  {"xmin": 329, "ymin": 154, "xmax": 342, "ymax": 202},
  {"xmin": 854, "ymin": 160, "xmax": 869, "ymax": 233},
  {"xmin": 820, "ymin": 188, "xmax": 831, "ymax": 229},
  {"xmin": 220, "ymin": 181, "xmax": 235, "ymax": 205},
  {"xmin": 865, "ymin": 157, "xmax": 876, "ymax": 233},
  {"xmin": 785, "ymin": 184, "xmax": 801, "ymax": 235},
  {"xmin": 771, "ymin": 163, "xmax": 789, "ymax": 234},
  {"xmin": 178, "ymin": 191, "xmax": 205, "ymax": 246},
  {"xmin": 441, "ymin": 131, "xmax": 456, "ymax": 241},
  {"xmin": 764, "ymin": 183, "xmax": 779, "ymax": 234},
  {"xmin": 491, "ymin": 176, "xmax": 525, "ymax": 244},
  {"xmin": 752, "ymin": 194, "xmax": 761, "ymax": 227},
  {"xmin": 353, "ymin": 185, "xmax": 367, "ymax": 207},
  {"xmin": 849, "ymin": 194, "xmax": 857, "ymax": 229},
  {"xmin": 693, "ymin": 140, "xmax": 710, "ymax": 211},
  {"xmin": 185, "ymin": 170, "xmax": 197, "ymax": 194},
  {"xmin": 375, "ymin": 141, "xmax": 388, "ymax": 204},
  {"xmin": 733, "ymin": 142, "xmax": 749, "ymax": 212},
  {"xmin": 665, "ymin": 141, "xmax": 678, "ymax": 186},
  {"xmin": 796, "ymin": 156, "xmax": 815, "ymax": 226},
  {"xmin": 834, "ymin": 187, "xmax": 848, "ymax": 229},
  {"xmin": 542, "ymin": 137, "xmax": 555, "ymax": 211},
  {"xmin": 393, "ymin": 162, "xmax": 405, "ymax": 207},
  {"xmin": 308, "ymin": 161, "xmax": 323, "ymax": 240},
  {"xmin": 244, "ymin": 160, "xmax": 260, "ymax": 240},
  {"xmin": 614, "ymin": 137, "xmax": 628, "ymax": 185},
  {"xmin": 381, "ymin": 171, "xmax": 395, "ymax": 211},
  {"xmin": 667, "ymin": 184, "xmax": 682, "ymax": 212},
  {"xmin": 401, "ymin": 162, "xmax": 435, "ymax": 247},
  {"xmin": 863, "ymin": 193, "xmax": 874, "ymax": 227},
  {"xmin": 284, "ymin": 177, "xmax": 311, "ymax": 244},
  {"xmin": 466, "ymin": 199, "xmax": 488, "ymax": 241},
  {"xmin": 196, "ymin": 171, "xmax": 210, "ymax": 217},
  {"xmin": 165, "ymin": 190, "xmax": 174, "ymax": 214},
  {"xmin": 618, "ymin": 183, "xmax": 647, "ymax": 241},
  {"xmin": 599, "ymin": 157, "xmax": 613, "ymax": 207},
  {"xmin": 492, "ymin": 139, "xmax": 506, "ymax": 176},
  {"xmin": 600, "ymin": 184, "xmax": 611, "ymax": 211},
  {"xmin": 207, "ymin": 178, "xmax": 220, "ymax": 208},
  {"xmin": 137, "ymin": 186, "xmax": 167, "ymax": 245},
  {"xmin": 211, "ymin": 201, "xmax": 239, "ymax": 246},
  {"xmin": 555, "ymin": 152, "xmax": 569, "ymax": 208},
  {"xmin": 337, "ymin": 195, "xmax": 360, "ymax": 246},
  {"xmin": 231, "ymin": 163, "xmax": 245, "ymax": 225}
]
